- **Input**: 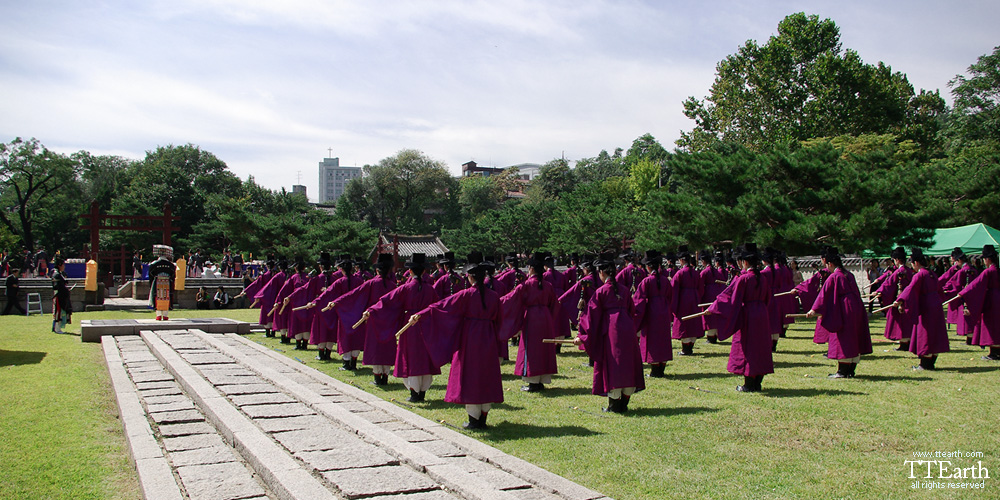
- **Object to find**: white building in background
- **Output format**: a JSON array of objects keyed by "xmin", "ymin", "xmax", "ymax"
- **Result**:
[
  {"xmin": 508, "ymin": 163, "xmax": 541, "ymax": 180},
  {"xmin": 318, "ymin": 157, "xmax": 362, "ymax": 204}
]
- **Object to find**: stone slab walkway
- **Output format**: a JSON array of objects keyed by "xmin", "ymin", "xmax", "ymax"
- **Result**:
[
  {"xmin": 83, "ymin": 318, "xmax": 250, "ymax": 342},
  {"xmin": 103, "ymin": 329, "xmax": 612, "ymax": 500}
]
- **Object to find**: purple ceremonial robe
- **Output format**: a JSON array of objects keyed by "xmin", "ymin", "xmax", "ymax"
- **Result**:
[
  {"xmin": 558, "ymin": 275, "xmax": 599, "ymax": 329},
  {"xmin": 943, "ymin": 264, "xmax": 976, "ymax": 335},
  {"xmin": 898, "ymin": 268, "xmax": 950, "ymax": 357},
  {"xmin": 355, "ymin": 269, "xmax": 373, "ymax": 281},
  {"xmin": 367, "ymin": 275, "xmax": 441, "ymax": 378},
  {"xmin": 415, "ymin": 286, "xmax": 506, "ymax": 404},
  {"xmin": 938, "ymin": 265, "xmax": 960, "ymax": 316},
  {"xmin": 433, "ymin": 272, "xmax": 467, "ymax": 298},
  {"xmin": 564, "ymin": 265, "xmax": 580, "ymax": 287},
  {"xmin": 498, "ymin": 268, "xmax": 526, "ymax": 291},
  {"xmin": 670, "ymin": 266, "xmax": 704, "ymax": 339},
  {"xmin": 809, "ymin": 268, "xmax": 873, "ymax": 359},
  {"xmin": 243, "ymin": 270, "xmax": 273, "ymax": 306},
  {"xmin": 772, "ymin": 264, "xmax": 797, "ymax": 328},
  {"xmin": 615, "ymin": 264, "xmax": 647, "ymax": 293},
  {"xmin": 499, "ymin": 276, "xmax": 559, "ymax": 378},
  {"xmin": 959, "ymin": 265, "xmax": 1000, "ymax": 347},
  {"xmin": 578, "ymin": 282, "xmax": 645, "ymax": 395},
  {"xmin": 706, "ymin": 271, "xmax": 774, "ymax": 377},
  {"xmin": 307, "ymin": 274, "xmax": 360, "ymax": 348},
  {"xmin": 794, "ymin": 270, "xmax": 826, "ymax": 331},
  {"xmin": 880, "ymin": 266, "xmax": 915, "ymax": 341},
  {"xmin": 272, "ymin": 272, "xmax": 309, "ymax": 332},
  {"xmin": 331, "ymin": 275, "xmax": 397, "ymax": 365},
  {"xmin": 254, "ymin": 270, "xmax": 286, "ymax": 326},
  {"xmin": 869, "ymin": 265, "xmax": 898, "ymax": 311},
  {"xmin": 485, "ymin": 276, "xmax": 508, "ymax": 297},
  {"xmin": 287, "ymin": 273, "xmax": 330, "ymax": 337},
  {"xmin": 700, "ymin": 266, "xmax": 727, "ymax": 331},
  {"xmin": 544, "ymin": 268, "xmax": 571, "ymax": 338},
  {"xmin": 632, "ymin": 272, "xmax": 673, "ymax": 363}
]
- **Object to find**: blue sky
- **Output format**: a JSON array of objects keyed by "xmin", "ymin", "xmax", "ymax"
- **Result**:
[{"xmin": 1, "ymin": 1, "xmax": 997, "ymax": 201}]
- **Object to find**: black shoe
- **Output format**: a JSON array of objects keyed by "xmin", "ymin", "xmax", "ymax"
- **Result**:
[
  {"xmin": 350, "ymin": 358, "xmax": 358, "ymax": 370},
  {"xmin": 771, "ymin": 340, "xmax": 778, "ymax": 353},
  {"xmin": 418, "ymin": 391, "xmax": 426, "ymax": 402},
  {"xmin": 706, "ymin": 336, "xmax": 718, "ymax": 344},
  {"xmin": 680, "ymin": 343, "xmax": 693, "ymax": 356},
  {"xmin": 848, "ymin": 363, "xmax": 857, "ymax": 378},
  {"xmin": 316, "ymin": 349, "xmax": 325, "ymax": 361},
  {"xmin": 896, "ymin": 341, "xmax": 909, "ymax": 351},
  {"xmin": 779, "ymin": 331, "xmax": 787, "ymax": 338},
  {"xmin": 828, "ymin": 363, "xmax": 850, "ymax": 379},
  {"xmin": 479, "ymin": 412, "xmax": 488, "ymax": 428},
  {"xmin": 649, "ymin": 364, "xmax": 665, "ymax": 378},
  {"xmin": 407, "ymin": 389, "xmax": 421, "ymax": 402},
  {"xmin": 511, "ymin": 337, "xmax": 519, "ymax": 347},
  {"xmin": 281, "ymin": 336, "xmax": 291, "ymax": 344},
  {"xmin": 755, "ymin": 375, "xmax": 764, "ymax": 391},
  {"xmin": 736, "ymin": 376, "xmax": 755, "ymax": 392},
  {"xmin": 621, "ymin": 395, "xmax": 630, "ymax": 413},
  {"xmin": 340, "ymin": 359, "xmax": 351, "ymax": 370},
  {"xmin": 966, "ymin": 336, "xmax": 973, "ymax": 345},
  {"xmin": 463, "ymin": 414, "xmax": 482, "ymax": 429},
  {"xmin": 521, "ymin": 383, "xmax": 544, "ymax": 392}
]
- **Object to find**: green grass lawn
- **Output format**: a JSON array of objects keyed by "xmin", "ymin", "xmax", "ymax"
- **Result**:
[{"xmin": 2, "ymin": 307, "xmax": 997, "ymax": 499}]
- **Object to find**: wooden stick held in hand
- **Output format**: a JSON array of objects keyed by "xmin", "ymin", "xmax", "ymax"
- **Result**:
[
  {"xmin": 786, "ymin": 313, "xmax": 818, "ymax": 319},
  {"xmin": 942, "ymin": 295, "xmax": 961, "ymax": 306},
  {"xmin": 352, "ymin": 310, "xmax": 370, "ymax": 330},
  {"xmin": 542, "ymin": 338, "xmax": 577, "ymax": 344},
  {"xmin": 395, "ymin": 316, "xmax": 419, "ymax": 340},
  {"xmin": 871, "ymin": 303, "xmax": 896, "ymax": 314},
  {"xmin": 681, "ymin": 310, "xmax": 710, "ymax": 322},
  {"xmin": 774, "ymin": 290, "xmax": 795, "ymax": 297}
]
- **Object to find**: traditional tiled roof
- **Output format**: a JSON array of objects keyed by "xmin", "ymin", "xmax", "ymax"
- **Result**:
[{"xmin": 368, "ymin": 233, "xmax": 449, "ymax": 263}]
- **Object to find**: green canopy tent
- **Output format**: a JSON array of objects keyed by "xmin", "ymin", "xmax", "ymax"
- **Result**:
[
  {"xmin": 920, "ymin": 223, "xmax": 1000, "ymax": 256},
  {"xmin": 864, "ymin": 223, "xmax": 1000, "ymax": 259}
]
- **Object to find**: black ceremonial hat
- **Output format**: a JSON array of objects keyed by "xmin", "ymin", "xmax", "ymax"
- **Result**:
[
  {"xmin": 438, "ymin": 251, "xmax": 455, "ymax": 265},
  {"xmin": 890, "ymin": 247, "xmax": 906, "ymax": 260},
  {"xmin": 951, "ymin": 247, "xmax": 965, "ymax": 259},
  {"xmin": 376, "ymin": 253, "xmax": 394, "ymax": 268},
  {"xmin": 593, "ymin": 252, "xmax": 616, "ymax": 269},
  {"xmin": 641, "ymin": 250, "xmax": 662, "ymax": 266},
  {"xmin": 464, "ymin": 251, "xmax": 486, "ymax": 273},
  {"xmin": 406, "ymin": 253, "xmax": 427, "ymax": 269},
  {"xmin": 982, "ymin": 245, "xmax": 998, "ymax": 260}
]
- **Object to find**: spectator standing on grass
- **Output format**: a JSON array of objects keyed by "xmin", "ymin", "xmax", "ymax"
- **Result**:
[
  {"xmin": 22, "ymin": 249, "xmax": 34, "ymax": 278},
  {"xmin": 51, "ymin": 258, "xmax": 71, "ymax": 333},
  {"xmin": 3, "ymin": 269, "xmax": 25, "ymax": 315},
  {"xmin": 35, "ymin": 247, "xmax": 48, "ymax": 277}
]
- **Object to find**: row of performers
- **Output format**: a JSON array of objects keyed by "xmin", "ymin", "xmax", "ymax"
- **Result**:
[
  {"xmin": 235, "ymin": 244, "xmax": 998, "ymax": 427},
  {"xmin": 869, "ymin": 245, "xmax": 1000, "ymax": 361}
]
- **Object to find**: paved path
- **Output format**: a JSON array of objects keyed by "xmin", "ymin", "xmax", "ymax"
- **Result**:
[{"xmin": 104, "ymin": 329, "xmax": 611, "ymax": 500}]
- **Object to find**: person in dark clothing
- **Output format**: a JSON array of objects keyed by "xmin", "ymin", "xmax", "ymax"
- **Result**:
[
  {"xmin": 52, "ymin": 259, "xmax": 72, "ymax": 333},
  {"xmin": 3, "ymin": 270, "xmax": 26, "ymax": 315},
  {"xmin": 213, "ymin": 285, "xmax": 231, "ymax": 309},
  {"xmin": 35, "ymin": 248, "xmax": 49, "ymax": 277}
]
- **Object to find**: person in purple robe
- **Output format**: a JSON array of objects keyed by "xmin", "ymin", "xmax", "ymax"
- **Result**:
[
  {"xmin": 942, "ymin": 249, "xmax": 977, "ymax": 344},
  {"xmin": 236, "ymin": 257, "xmax": 273, "ymax": 308},
  {"xmin": 353, "ymin": 256, "xmax": 374, "ymax": 282},
  {"xmin": 558, "ymin": 257, "xmax": 599, "ymax": 332},
  {"xmin": 876, "ymin": 247, "xmax": 914, "ymax": 350},
  {"xmin": 407, "ymin": 252, "xmax": 507, "ymax": 429},
  {"xmin": 497, "ymin": 252, "xmax": 525, "ymax": 291},
  {"xmin": 251, "ymin": 258, "xmax": 286, "ymax": 337},
  {"xmin": 937, "ymin": 249, "xmax": 962, "ymax": 322},
  {"xmin": 956, "ymin": 245, "xmax": 1000, "ymax": 360},
  {"xmin": 704, "ymin": 243, "xmax": 773, "ymax": 392},
  {"xmin": 564, "ymin": 253, "xmax": 581, "ymax": 287},
  {"xmin": 759, "ymin": 248, "xmax": 785, "ymax": 352},
  {"xmin": 282, "ymin": 253, "xmax": 334, "ymax": 351},
  {"xmin": 271, "ymin": 258, "xmax": 309, "ymax": 345},
  {"xmin": 333, "ymin": 254, "xmax": 398, "ymax": 384},
  {"xmin": 543, "ymin": 254, "xmax": 571, "ymax": 346},
  {"xmin": 365, "ymin": 253, "xmax": 441, "ymax": 402},
  {"xmin": 805, "ymin": 246, "xmax": 873, "ymax": 378},
  {"xmin": 499, "ymin": 251, "xmax": 560, "ymax": 392},
  {"xmin": 664, "ymin": 252, "xmax": 679, "ymax": 279},
  {"xmin": 699, "ymin": 250, "xmax": 727, "ymax": 344},
  {"xmin": 773, "ymin": 252, "xmax": 797, "ymax": 338},
  {"xmin": 894, "ymin": 248, "xmax": 950, "ymax": 370},
  {"xmin": 616, "ymin": 250, "xmax": 647, "ymax": 293},
  {"xmin": 633, "ymin": 250, "xmax": 673, "ymax": 377},
  {"xmin": 671, "ymin": 246, "xmax": 705, "ymax": 355},
  {"xmin": 300, "ymin": 256, "xmax": 360, "ymax": 364},
  {"xmin": 574, "ymin": 252, "xmax": 644, "ymax": 413},
  {"xmin": 433, "ymin": 251, "xmax": 467, "ymax": 298},
  {"xmin": 792, "ymin": 266, "xmax": 828, "ymax": 327}
]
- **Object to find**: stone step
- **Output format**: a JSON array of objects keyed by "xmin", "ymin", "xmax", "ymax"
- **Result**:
[{"xmin": 104, "ymin": 328, "xmax": 612, "ymax": 500}]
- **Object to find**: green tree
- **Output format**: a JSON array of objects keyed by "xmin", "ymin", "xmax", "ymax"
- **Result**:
[
  {"xmin": 535, "ymin": 158, "xmax": 576, "ymax": 199},
  {"xmin": 337, "ymin": 149, "xmax": 455, "ymax": 233},
  {"xmin": 678, "ymin": 13, "xmax": 917, "ymax": 152},
  {"xmin": 0, "ymin": 137, "xmax": 82, "ymax": 251},
  {"xmin": 458, "ymin": 175, "xmax": 504, "ymax": 220},
  {"xmin": 627, "ymin": 158, "xmax": 661, "ymax": 204},
  {"xmin": 945, "ymin": 45, "xmax": 1000, "ymax": 150},
  {"xmin": 546, "ymin": 180, "xmax": 644, "ymax": 255},
  {"xmin": 574, "ymin": 149, "xmax": 626, "ymax": 185}
]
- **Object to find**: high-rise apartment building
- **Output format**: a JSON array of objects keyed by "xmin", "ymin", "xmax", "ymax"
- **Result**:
[{"xmin": 318, "ymin": 157, "xmax": 362, "ymax": 204}]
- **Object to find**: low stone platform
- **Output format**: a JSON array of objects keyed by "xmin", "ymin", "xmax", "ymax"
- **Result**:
[
  {"xmin": 103, "ymin": 329, "xmax": 611, "ymax": 500},
  {"xmin": 81, "ymin": 318, "xmax": 250, "ymax": 343}
]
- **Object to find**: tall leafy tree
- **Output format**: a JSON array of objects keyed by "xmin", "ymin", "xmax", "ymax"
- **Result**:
[
  {"xmin": 535, "ymin": 158, "xmax": 576, "ymax": 199},
  {"xmin": 677, "ymin": 13, "xmax": 917, "ymax": 152},
  {"xmin": 946, "ymin": 45, "xmax": 1000, "ymax": 149},
  {"xmin": 574, "ymin": 149, "xmax": 626, "ymax": 185},
  {"xmin": 546, "ymin": 180, "xmax": 644, "ymax": 255},
  {"xmin": 0, "ymin": 137, "xmax": 82, "ymax": 251}
]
